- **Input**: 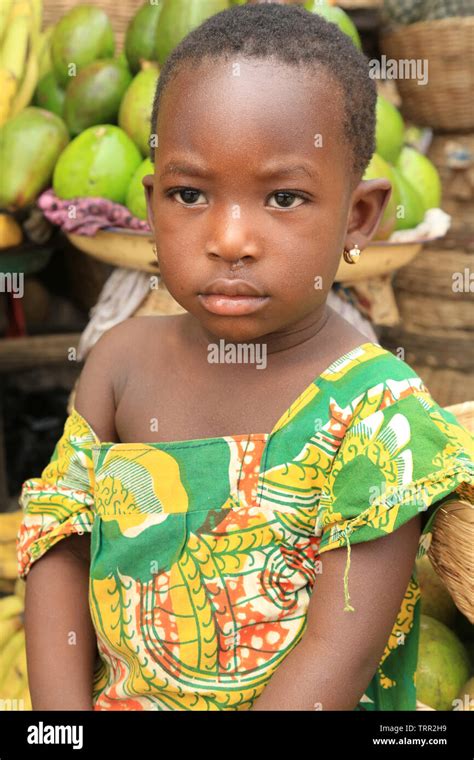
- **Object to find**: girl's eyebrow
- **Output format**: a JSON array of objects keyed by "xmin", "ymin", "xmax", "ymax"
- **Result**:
[
  {"xmin": 257, "ymin": 161, "xmax": 316, "ymax": 180},
  {"xmin": 161, "ymin": 161, "xmax": 210, "ymax": 179},
  {"xmin": 160, "ymin": 159, "xmax": 318, "ymax": 182}
]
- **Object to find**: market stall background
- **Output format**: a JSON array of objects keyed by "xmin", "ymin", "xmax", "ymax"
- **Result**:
[{"xmin": 0, "ymin": 0, "xmax": 473, "ymax": 713}]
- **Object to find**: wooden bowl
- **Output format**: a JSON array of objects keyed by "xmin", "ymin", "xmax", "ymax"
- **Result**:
[
  {"xmin": 66, "ymin": 228, "xmax": 159, "ymax": 274},
  {"xmin": 66, "ymin": 227, "xmax": 429, "ymax": 283}
]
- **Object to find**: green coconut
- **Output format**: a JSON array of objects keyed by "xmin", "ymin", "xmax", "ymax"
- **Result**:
[
  {"xmin": 375, "ymin": 94, "xmax": 405, "ymax": 165},
  {"xmin": 304, "ymin": 1, "xmax": 362, "ymax": 49},
  {"xmin": 454, "ymin": 677, "xmax": 474, "ymax": 711},
  {"xmin": 363, "ymin": 153, "xmax": 400, "ymax": 240},
  {"xmin": 53, "ymin": 124, "xmax": 142, "ymax": 204},
  {"xmin": 51, "ymin": 5, "xmax": 115, "ymax": 87},
  {"xmin": 397, "ymin": 146, "xmax": 442, "ymax": 213},
  {"xmin": 64, "ymin": 59, "xmax": 132, "ymax": 136},
  {"xmin": 33, "ymin": 71, "xmax": 66, "ymax": 117},
  {"xmin": 416, "ymin": 555, "xmax": 458, "ymax": 626},
  {"xmin": 126, "ymin": 157, "xmax": 154, "ymax": 220},
  {"xmin": 416, "ymin": 614, "xmax": 470, "ymax": 710},
  {"xmin": 393, "ymin": 168, "xmax": 426, "ymax": 231},
  {"xmin": 155, "ymin": 0, "xmax": 229, "ymax": 65},
  {"xmin": 125, "ymin": 1, "xmax": 163, "ymax": 74},
  {"xmin": 118, "ymin": 66, "xmax": 160, "ymax": 157},
  {"xmin": 0, "ymin": 107, "xmax": 69, "ymax": 209}
]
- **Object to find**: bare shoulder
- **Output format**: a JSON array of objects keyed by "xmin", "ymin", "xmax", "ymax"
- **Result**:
[
  {"xmin": 73, "ymin": 315, "xmax": 179, "ymax": 441},
  {"xmin": 325, "ymin": 304, "xmax": 377, "ymax": 357},
  {"xmin": 116, "ymin": 313, "xmax": 183, "ymax": 356}
]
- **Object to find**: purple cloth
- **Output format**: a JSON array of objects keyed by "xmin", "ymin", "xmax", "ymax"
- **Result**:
[{"xmin": 37, "ymin": 188, "xmax": 151, "ymax": 236}]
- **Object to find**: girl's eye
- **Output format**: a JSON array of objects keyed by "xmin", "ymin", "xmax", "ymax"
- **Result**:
[
  {"xmin": 268, "ymin": 192, "xmax": 306, "ymax": 209},
  {"xmin": 165, "ymin": 188, "xmax": 307, "ymax": 208},
  {"xmin": 167, "ymin": 188, "xmax": 206, "ymax": 205}
]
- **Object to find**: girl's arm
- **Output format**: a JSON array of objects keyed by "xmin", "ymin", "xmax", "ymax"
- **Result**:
[
  {"xmin": 22, "ymin": 326, "xmax": 124, "ymax": 710},
  {"xmin": 24, "ymin": 534, "xmax": 97, "ymax": 710},
  {"xmin": 251, "ymin": 513, "xmax": 422, "ymax": 710}
]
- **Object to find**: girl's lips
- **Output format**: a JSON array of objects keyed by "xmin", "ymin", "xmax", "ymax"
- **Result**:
[{"xmin": 198, "ymin": 293, "xmax": 270, "ymax": 316}]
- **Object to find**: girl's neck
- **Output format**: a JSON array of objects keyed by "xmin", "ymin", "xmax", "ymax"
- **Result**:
[{"xmin": 184, "ymin": 302, "xmax": 333, "ymax": 357}]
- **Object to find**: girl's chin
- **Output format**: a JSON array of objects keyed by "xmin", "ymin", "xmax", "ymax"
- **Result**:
[{"xmin": 192, "ymin": 314, "xmax": 275, "ymax": 344}]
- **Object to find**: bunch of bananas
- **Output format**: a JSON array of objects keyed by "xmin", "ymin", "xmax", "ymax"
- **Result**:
[
  {"xmin": 0, "ymin": 0, "xmax": 44, "ymax": 126},
  {"xmin": 0, "ymin": 509, "xmax": 31, "ymax": 710},
  {"xmin": 0, "ymin": 212, "xmax": 23, "ymax": 249},
  {"xmin": 0, "ymin": 580, "xmax": 31, "ymax": 710},
  {"xmin": 0, "ymin": 510, "xmax": 22, "ymax": 592}
]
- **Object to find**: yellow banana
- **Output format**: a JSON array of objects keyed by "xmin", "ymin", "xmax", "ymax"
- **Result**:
[
  {"xmin": 0, "ymin": 538, "xmax": 17, "ymax": 555},
  {"xmin": 0, "ymin": 539, "xmax": 17, "ymax": 555},
  {"xmin": 0, "ymin": 213, "xmax": 23, "ymax": 248},
  {"xmin": 0, "ymin": 628, "xmax": 25, "ymax": 692},
  {"xmin": 0, "ymin": 615, "xmax": 22, "ymax": 649},
  {"xmin": 16, "ymin": 681, "xmax": 32, "ymax": 710},
  {"xmin": 0, "ymin": 563, "xmax": 19, "ymax": 581},
  {"xmin": 0, "ymin": 536, "xmax": 19, "ymax": 577},
  {"xmin": 0, "ymin": 633, "xmax": 27, "ymax": 700},
  {"xmin": 0, "ymin": 68, "xmax": 18, "ymax": 126},
  {"xmin": 8, "ymin": 0, "xmax": 34, "ymax": 20},
  {"xmin": 0, "ymin": 546, "xmax": 19, "ymax": 563},
  {"xmin": 0, "ymin": 14, "xmax": 30, "ymax": 80},
  {"xmin": 0, "ymin": 510, "xmax": 23, "ymax": 543},
  {"xmin": 0, "ymin": 580, "xmax": 15, "ymax": 596},
  {"xmin": 0, "ymin": 0, "xmax": 41, "ymax": 122},
  {"xmin": 0, "ymin": 594, "xmax": 23, "ymax": 622},
  {"xmin": 13, "ymin": 578, "xmax": 25, "ymax": 603},
  {"xmin": 10, "ymin": 35, "xmax": 38, "ymax": 116},
  {"xmin": 0, "ymin": 0, "xmax": 14, "ymax": 48},
  {"xmin": 9, "ymin": 645, "xmax": 28, "ymax": 699},
  {"xmin": 28, "ymin": 0, "xmax": 42, "ymax": 35}
]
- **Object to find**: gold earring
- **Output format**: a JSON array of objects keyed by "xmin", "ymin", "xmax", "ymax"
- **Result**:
[
  {"xmin": 343, "ymin": 243, "xmax": 361, "ymax": 264},
  {"xmin": 152, "ymin": 244, "xmax": 160, "ymax": 266}
]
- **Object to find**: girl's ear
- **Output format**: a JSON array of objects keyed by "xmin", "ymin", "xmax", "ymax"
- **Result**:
[
  {"xmin": 142, "ymin": 174, "xmax": 156, "ymax": 236},
  {"xmin": 344, "ymin": 177, "xmax": 392, "ymax": 251}
]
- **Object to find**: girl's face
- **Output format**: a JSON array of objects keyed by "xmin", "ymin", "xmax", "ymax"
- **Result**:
[{"xmin": 144, "ymin": 56, "xmax": 389, "ymax": 342}]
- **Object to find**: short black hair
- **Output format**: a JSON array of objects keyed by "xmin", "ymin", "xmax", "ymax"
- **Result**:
[{"xmin": 150, "ymin": 3, "xmax": 376, "ymax": 176}]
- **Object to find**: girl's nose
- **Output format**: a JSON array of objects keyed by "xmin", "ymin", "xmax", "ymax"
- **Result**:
[{"xmin": 205, "ymin": 207, "xmax": 260, "ymax": 265}]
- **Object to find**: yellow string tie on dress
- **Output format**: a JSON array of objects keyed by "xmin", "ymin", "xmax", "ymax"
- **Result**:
[{"xmin": 343, "ymin": 525, "xmax": 355, "ymax": 613}]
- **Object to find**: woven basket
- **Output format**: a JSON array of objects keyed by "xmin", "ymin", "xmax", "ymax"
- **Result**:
[
  {"xmin": 43, "ymin": 0, "xmax": 143, "ymax": 49},
  {"xmin": 445, "ymin": 400, "xmax": 474, "ymax": 434},
  {"xmin": 380, "ymin": 17, "xmax": 474, "ymax": 131},
  {"xmin": 395, "ymin": 293, "xmax": 472, "ymax": 335},
  {"xmin": 425, "ymin": 401, "xmax": 474, "ymax": 624},
  {"xmin": 386, "ymin": 245, "xmax": 474, "ymax": 371},
  {"xmin": 381, "ymin": 331, "xmax": 474, "ymax": 372},
  {"xmin": 394, "ymin": 247, "xmax": 474, "ymax": 298},
  {"xmin": 428, "ymin": 498, "xmax": 474, "ymax": 624}
]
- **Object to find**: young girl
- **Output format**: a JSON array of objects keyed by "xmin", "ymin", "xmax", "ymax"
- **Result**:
[{"xmin": 17, "ymin": 4, "xmax": 473, "ymax": 711}]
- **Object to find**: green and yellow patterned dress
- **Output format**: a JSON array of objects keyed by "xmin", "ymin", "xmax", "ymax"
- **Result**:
[{"xmin": 16, "ymin": 342, "xmax": 474, "ymax": 711}]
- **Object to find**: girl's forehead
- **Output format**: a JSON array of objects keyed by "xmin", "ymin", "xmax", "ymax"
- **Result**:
[
  {"xmin": 163, "ymin": 56, "xmax": 341, "ymax": 120},
  {"xmin": 158, "ymin": 58, "xmax": 347, "ymax": 160}
]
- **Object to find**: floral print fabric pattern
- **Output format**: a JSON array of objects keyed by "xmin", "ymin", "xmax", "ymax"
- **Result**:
[{"xmin": 17, "ymin": 342, "xmax": 474, "ymax": 710}]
